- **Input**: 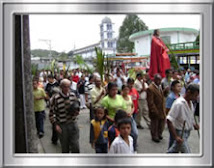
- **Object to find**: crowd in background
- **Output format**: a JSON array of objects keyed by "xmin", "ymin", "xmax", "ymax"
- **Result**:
[{"xmin": 32, "ymin": 65, "xmax": 200, "ymax": 154}]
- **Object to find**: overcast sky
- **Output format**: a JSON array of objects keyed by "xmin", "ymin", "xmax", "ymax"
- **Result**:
[{"xmin": 29, "ymin": 14, "xmax": 200, "ymax": 53}]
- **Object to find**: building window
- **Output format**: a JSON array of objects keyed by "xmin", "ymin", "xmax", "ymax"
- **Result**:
[
  {"xmin": 107, "ymin": 32, "xmax": 112, "ymax": 38},
  {"xmin": 102, "ymin": 42, "xmax": 105, "ymax": 48},
  {"xmin": 100, "ymin": 25, "xmax": 103, "ymax": 32},
  {"xmin": 108, "ymin": 42, "xmax": 113, "ymax": 48},
  {"xmin": 101, "ymin": 32, "xmax": 104, "ymax": 40},
  {"xmin": 107, "ymin": 24, "xmax": 112, "ymax": 30},
  {"xmin": 161, "ymin": 36, "xmax": 171, "ymax": 44}
]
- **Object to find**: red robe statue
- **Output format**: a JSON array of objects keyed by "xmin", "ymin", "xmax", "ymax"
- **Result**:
[{"xmin": 149, "ymin": 36, "xmax": 171, "ymax": 80}]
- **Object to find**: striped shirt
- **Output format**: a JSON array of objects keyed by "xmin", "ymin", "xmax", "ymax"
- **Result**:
[
  {"xmin": 85, "ymin": 82, "xmax": 95, "ymax": 103},
  {"xmin": 49, "ymin": 91, "xmax": 78, "ymax": 124}
]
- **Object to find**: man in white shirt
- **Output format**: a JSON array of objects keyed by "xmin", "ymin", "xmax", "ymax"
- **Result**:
[
  {"xmin": 109, "ymin": 118, "xmax": 134, "ymax": 154},
  {"xmin": 167, "ymin": 83, "xmax": 199, "ymax": 153},
  {"xmin": 114, "ymin": 69, "xmax": 125, "ymax": 92},
  {"xmin": 134, "ymin": 73, "xmax": 150, "ymax": 129}
]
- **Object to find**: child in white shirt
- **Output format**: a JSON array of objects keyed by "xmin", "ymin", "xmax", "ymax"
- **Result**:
[{"xmin": 109, "ymin": 118, "xmax": 134, "ymax": 154}]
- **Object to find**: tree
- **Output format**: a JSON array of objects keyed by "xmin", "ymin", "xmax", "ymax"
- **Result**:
[{"xmin": 117, "ymin": 14, "xmax": 148, "ymax": 53}]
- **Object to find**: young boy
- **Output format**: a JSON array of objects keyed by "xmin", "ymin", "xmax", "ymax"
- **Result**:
[
  {"xmin": 109, "ymin": 118, "xmax": 134, "ymax": 154},
  {"xmin": 90, "ymin": 107, "xmax": 109, "ymax": 153},
  {"xmin": 108, "ymin": 110, "xmax": 128, "ymax": 147},
  {"xmin": 165, "ymin": 80, "xmax": 182, "ymax": 149},
  {"xmin": 33, "ymin": 79, "xmax": 48, "ymax": 138},
  {"xmin": 167, "ymin": 83, "xmax": 199, "ymax": 153}
]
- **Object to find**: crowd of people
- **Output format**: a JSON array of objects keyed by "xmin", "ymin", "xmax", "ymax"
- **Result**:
[{"xmin": 32, "ymin": 66, "xmax": 200, "ymax": 154}]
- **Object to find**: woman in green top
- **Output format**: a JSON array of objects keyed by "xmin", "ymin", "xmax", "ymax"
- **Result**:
[
  {"xmin": 121, "ymin": 84, "xmax": 138, "ymax": 152},
  {"xmin": 101, "ymin": 82, "xmax": 127, "ymax": 124}
]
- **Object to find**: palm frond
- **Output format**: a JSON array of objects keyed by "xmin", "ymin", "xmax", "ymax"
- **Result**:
[
  {"xmin": 95, "ymin": 47, "xmax": 105, "ymax": 83},
  {"xmin": 166, "ymin": 44, "xmax": 180, "ymax": 70}
]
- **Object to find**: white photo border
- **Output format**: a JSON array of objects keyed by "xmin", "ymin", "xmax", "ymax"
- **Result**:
[{"xmin": 0, "ymin": 0, "xmax": 213, "ymax": 167}]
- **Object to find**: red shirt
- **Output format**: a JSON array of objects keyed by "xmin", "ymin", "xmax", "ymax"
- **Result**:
[
  {"xmin": 72, "ymin": 75, "xmax": 79, "ymax": 83},
  {"xmin": 129, "ymin": 88, "xmax": 139, "ymax": 114}
]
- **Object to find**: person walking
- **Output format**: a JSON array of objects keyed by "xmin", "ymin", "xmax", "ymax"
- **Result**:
[
  {"xmin": 165, "ymin": 80, "xmax": 182, "ymax": 149},
  {"xmin": 167, "ymin": 83, "xmax": 199, "ymax": 153},
  {"xmin": 45, "ymin": 74, "xmax": 60, "ymax": 145},
  {"xmin": 85, "ymin": 75, "xmax": 95, "ymax": 120},
  {"xmin": 121, "ymin": 84, "xmax": 138, "ymax": 152},
  {"xmin": 134, "ymin": 73, "xmax": 150, "ymax": 129},
  {"xmin": 49, "ymin": 79, "xmax": 80, "ymax": 153},
  {"xmin": 90, "ymin": 106, "xmax": 109, "ymax": 153},
  {"xmin": 90, "ymin": 77, "xmax": 106, "ymax": 116},
  {"xmin": 77, "ymin": 75, "xmax": 87, "ymax": 109},
  {"xmin": 109, "ymin": 118, "xmax": 134, "ymax": 154},
  {"xmin": 146, "ymin": 74, "xmax": 166, "ymax": 143},
  {"xmin": 101, "ymin": 82, "xmax": 127, "ymax": 125},
  {"xmin": 33, "ymin": 79, "xmax": 48, "ymax": 138}
]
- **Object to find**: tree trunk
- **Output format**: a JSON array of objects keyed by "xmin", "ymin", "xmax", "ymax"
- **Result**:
[{"xmin": 15, "ymin": 15, "xmax": 38, "ymax": 153}]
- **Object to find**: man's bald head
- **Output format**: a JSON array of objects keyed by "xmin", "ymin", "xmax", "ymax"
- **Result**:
[
  {"xmin": 60, "ymin": 79, "xmax": 71, "ymax": 87},
  {"xmin": 154, "ymin": 74, "xmax": 162, "ymax": 86},
  {"xmin": 60, "ymin": 79, "xmax": 71, "ymax": 95},
  {"xmin": 95, "ymin": 77, "xmax": 102, "ymax": 87}
]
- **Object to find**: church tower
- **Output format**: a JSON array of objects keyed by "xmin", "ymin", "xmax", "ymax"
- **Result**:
[{"xmin": 100, "ymin": 17, "xmax": 117, "ymax": 55}]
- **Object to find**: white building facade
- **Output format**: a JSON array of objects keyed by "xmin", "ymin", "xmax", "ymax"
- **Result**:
[
  {"xmin": 71, "ymin": 17, "xmax": 117, "ymax": 59},
  {"xmin": 129, "ymin": 28, "xmax": 199, "ymax": 57}
]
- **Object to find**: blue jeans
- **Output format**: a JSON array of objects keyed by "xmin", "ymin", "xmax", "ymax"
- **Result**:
[
  {"xmin": 35, "ymin": 111, "xmax": 45, "ymax": 134},
  {"xmin": 167, "ymin": 129, "xmax": 191, "ymax": 153},
  {"xmin": 168, "ymin": 130, "xmax": 174, "ymax": 149},
  {"xmin": 95, "ymin": 143, "xmax": 108, "ymax": 153},
  {"xmin": 130, "ymin": 117, "xmax": 138, "ymax": 151}
]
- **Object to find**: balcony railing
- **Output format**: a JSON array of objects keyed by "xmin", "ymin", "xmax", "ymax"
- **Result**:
[{"xmin": 168, "ymin": 41, "xmax": 199, "ymax": 51}]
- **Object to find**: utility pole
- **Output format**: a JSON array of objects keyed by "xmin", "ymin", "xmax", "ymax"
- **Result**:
[{"xmin": 39, "ymin": 39, "xmax": 52, "ymax": 57}]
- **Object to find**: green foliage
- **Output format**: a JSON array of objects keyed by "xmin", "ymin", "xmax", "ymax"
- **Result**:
[
  {"xmin": 166, "ymin": 44, "xmax": 180, "ymax": 70},
  {"xmin": 128, "ymin": 68, "xmax": 144, "ymax": 80},
  {"xmin": 31, "ymin": 63, "xmax": 38, "ymax": 77},
  {"xmin": 128, "ymin": 68, "xmax": 136, "ymax": 80},
  {"xmin": 74, "ymin": 55, "xmax": 94, "ymax": 74},
  {"xmin": 95, "ymin": 47, "xmax": 105, "ymax": 83},
  {"xmin": 58, "ymin": 52, "xmax": 68, "ymax": 61},
  {"xmin": 50, "ymin": 59, "xmax": 56, "ymax": 75},
  {"xmin": 74, "ymin": 55, "xmax": 85, "ymax": 69},
  {"xmin": 104, "ymin": 56, "xmax": 111, "ymax": 83},
  {"xmin": 31, "ymin": 49, "xmax": 59, "ymax": 57},
  {"xmin": 117, "ymin": 14, "xmax": 148, "ymax": 53}
]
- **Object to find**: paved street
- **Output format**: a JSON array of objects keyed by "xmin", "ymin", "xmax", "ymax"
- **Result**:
[{"xmin": 38, "ymin": 108, "xmax": 200, "ymax": 154}]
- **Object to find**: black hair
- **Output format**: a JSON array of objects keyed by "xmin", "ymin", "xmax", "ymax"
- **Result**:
[
  {"xmin": 121, "ymin": 84, "xmax": 129, "ymax": 90},
  {"xmin": 146, "ymin": 68, "xmax": 149, "ymax": 73},
  {"xmin": 165, "ymin": 69, "xmax": 171, "ymax": 74},
  {"xmin": 107, "ymin": 82, "xmax": 118, "ymax": 91},
  {"xmin": 194, "ymin": 70, "xmax": 199, "ymax": 76},
  {"xmin": 186, "ymin": 83, "xmax": 199, "ymax": 94},
  {"xmin": 117, "ymin": 118, "xmax": 132, "ymax": 129},
  {"xmin": 170, "ymin": 80, "xmax": 180, "ymax": 91},
  {"xmin": 89, "ymin": 75, "xmax": 94, "ymax": 81},
  {"xmin": 114, "ymin": 110, "xmax": 128, "ymax": 124},
  {"xmin": 136, "ymin": 73, "xmax": 142, "ymax": 78},
  {"xmin": 127, "ymin": 78, "xmax": 135, "ymax": 84},
  {"xmin": 153, "ymin": 29, "xmax": 159, "ymax": 36},
  {"xmin": 48, "ymin": 74, "xmax": 54, "ymax": 79},
  {"xmin": 94, "ymin": 106, "xmax": 107, "ymax": 120},
  {"xmin": 154, "ymin": 73, "xmax": 162, "ymax": 80}
]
